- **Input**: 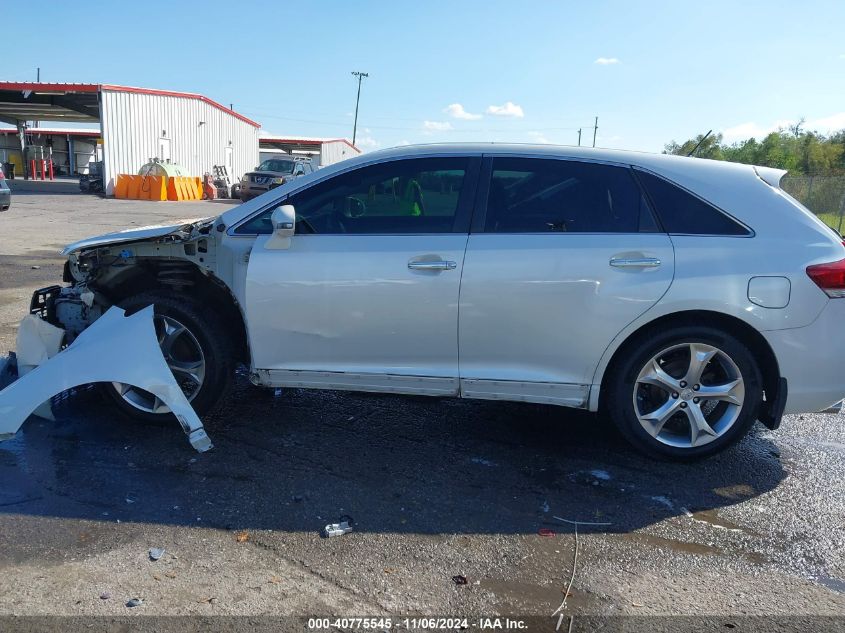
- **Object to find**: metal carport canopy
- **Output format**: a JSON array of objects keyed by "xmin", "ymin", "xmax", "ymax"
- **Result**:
[{"xmin": 0, "ymin": 83, "xmax": 101, "ymax": 125}]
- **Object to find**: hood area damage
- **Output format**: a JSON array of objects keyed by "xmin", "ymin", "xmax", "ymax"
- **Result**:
[
  {"xmin": 0, "ymin": 306, "xmax": 212, "ymax": 453},
  {"xmin": 1, "ymin": 215, "xmax": 237, "ymax": 453}
]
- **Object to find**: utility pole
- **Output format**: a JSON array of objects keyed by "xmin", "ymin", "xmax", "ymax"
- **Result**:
[
  {"xmin": 350, "ymin": 71, "xmax": 368, "ymax": 146},
  {"xmin": 592, "ymin": 116, "xmax": 598, "ymax": 148},
  {"xmin": 577, "ymin": 129, "xmax": 582, "ymax": 146}
]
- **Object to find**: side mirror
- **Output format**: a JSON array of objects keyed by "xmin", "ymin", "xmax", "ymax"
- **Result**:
[{"xmin": 266, "ymin": 204, "xmax": 295, "ymax": 250}]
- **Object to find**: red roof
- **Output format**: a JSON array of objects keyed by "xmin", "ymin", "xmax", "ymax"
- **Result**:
[
  {"xmin": 0, "ymin": 82, "xmax": 260, "ymax": 128},
  {"xmin": 0, "ymin": 127, "xmax": 99, "ymax": 137}
]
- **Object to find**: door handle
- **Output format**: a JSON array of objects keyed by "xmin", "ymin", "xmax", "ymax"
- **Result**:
[
  {"xmin": 610, "ymin": 257, "xmax": 661, "ymax": 268},
  {"xmin": 408, "ymin": 260, "xmax": 457, "ymax": 271}
]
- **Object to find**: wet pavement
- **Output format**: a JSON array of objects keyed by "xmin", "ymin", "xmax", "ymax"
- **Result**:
[{"xmin": 0, "ymin": 190, "xmax": 843, "ymax": 617}]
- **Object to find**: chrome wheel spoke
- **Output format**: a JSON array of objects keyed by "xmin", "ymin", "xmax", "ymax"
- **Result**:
[
  {"xmin": 684, "ymin": 343, "xmax": 718, "ymax": 385},
  {"xmin": 637, "ymin": 359, "xmax": 681, "ymax": 393},
  {"xmin": 685, "ymin": 403, "xmax": 717, "ymax": 447},
  {"xmin": 697, "ymin": 379, "xmax": 744, "ymax": 405},
  {"xmin": 169, "ymin": 359, "xmax": 204, "ymax": 386},
  {"xmin": 640, "ymin": 398, "xmax": 680, "ymax": 437}
]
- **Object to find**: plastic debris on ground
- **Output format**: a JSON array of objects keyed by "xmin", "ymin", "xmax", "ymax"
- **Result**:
[
  {"xmin": 125, "ymin": 598, "xmax": 143, "ymax": 608},
  {"xmin": 452, "ymin": 575, "xmax": 468, "ymax": 586},
  {"xmin": 148, "ymin": 547, "xmax": 165, "ymax": 561},
  {"xmin": 322, "ymin": 515, "xmax": 354, "ymax": 538}
]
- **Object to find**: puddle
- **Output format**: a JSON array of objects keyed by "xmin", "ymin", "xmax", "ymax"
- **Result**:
[
  {"xmin": 681, "ymin": 507, "xmax": 756, "ymax": 535},
  {"xmin": 622, "ymin": 532, "xmax": 725, "ymax": 557},
  {"xmin": 712, "ymin": 484, "xmax": 755, "ymax": 500},
  {"xmin": 814, "ymin": 573, "xmax": 845, "ymax": 593}
]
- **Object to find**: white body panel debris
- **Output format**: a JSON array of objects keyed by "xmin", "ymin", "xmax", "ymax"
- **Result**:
[
  {"xmin": 0, "ymin": 306, "xmax": 211, "ymax": 452},
  {"xmin": 15, "ymin": 314, "xmax": 66, "ymax": 421}
]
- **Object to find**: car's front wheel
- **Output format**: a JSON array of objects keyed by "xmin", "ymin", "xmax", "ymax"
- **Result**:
[
  {"xmin": 104, "ymin": 291, "xmax": 234, "ymax": 423},
  {"xmin": 605, "ymin": 325, "xmax": 763, "ymax": 460}
]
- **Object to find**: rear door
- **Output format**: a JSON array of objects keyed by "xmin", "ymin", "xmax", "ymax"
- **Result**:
[{"xmin": 458, "ymin": 156, "xmax": 675, "ymax": 406}]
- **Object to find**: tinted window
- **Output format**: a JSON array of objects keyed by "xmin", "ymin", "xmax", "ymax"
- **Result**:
[
  {"xmin": 636, "ymin": 170, "xmax": 749, "ymax": 235},
  {"xmin": 235, "ymin": 158, "xmax": 468, "ymax": 235},
  {"xmin": 257, "ymin": 159, "xmax": 296, "ymax": 173},
  {"xmin": 484, "ymin": 158, "xmax": 658, "ymax": 233}
]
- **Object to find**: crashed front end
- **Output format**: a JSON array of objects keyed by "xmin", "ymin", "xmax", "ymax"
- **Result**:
[{"xmin": 0, "ymin": 218, "xmax": 222, "ymax": 452}]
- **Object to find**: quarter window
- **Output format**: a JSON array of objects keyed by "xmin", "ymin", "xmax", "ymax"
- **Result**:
[
  {"xmin": 484, "ymin": 158, "xmax": 658, "ymax": 233},
  {"xmin": 234, "ymin": 158, "xmax": 469, "ymax": 235},
  {"xmin": 636, "ymin": 170, "xmax": 750, "ymax": 236}
]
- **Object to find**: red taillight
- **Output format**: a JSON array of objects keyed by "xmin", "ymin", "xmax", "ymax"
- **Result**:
[{"xmin": 807, "ymin": 258, "xmax": 845, "ymax": 298}]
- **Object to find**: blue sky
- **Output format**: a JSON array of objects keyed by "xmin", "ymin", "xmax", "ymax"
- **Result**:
[{"xmin": 5, "ymin": 0, "xmax": 845, "ymax": 152}]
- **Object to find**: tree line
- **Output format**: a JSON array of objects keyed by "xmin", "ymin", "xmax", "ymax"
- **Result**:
[{"xmin": 664, "ymin": 121, "xmax": 845, "ymax": 176}]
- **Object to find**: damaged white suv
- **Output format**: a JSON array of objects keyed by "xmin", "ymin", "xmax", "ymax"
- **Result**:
[{"xmin": 24, "ymin": 144, "xmax": 845, "ymax": 459}]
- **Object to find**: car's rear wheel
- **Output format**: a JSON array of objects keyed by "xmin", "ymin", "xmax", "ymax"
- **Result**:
[
  {"xmin": 103, "ymin": 291, "xmax": 234, "ymax": 423},
  {"xmin": 605, "ymin": 326, "xmax": 762, "ymax": 460}
]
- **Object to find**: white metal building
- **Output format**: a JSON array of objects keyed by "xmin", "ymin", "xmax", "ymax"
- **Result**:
[
  {"xmin": 0, "ymin": 82, "xmax": 260, "ymax": 194},
  {"xmin": 259, "ymin": 133, "xmax": 360, "ymax": 168}
]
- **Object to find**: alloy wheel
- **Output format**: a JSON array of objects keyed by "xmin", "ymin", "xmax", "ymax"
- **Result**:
[{"xmin": 633, "ymin": 342, "xmax": 745, "ymax": 448}]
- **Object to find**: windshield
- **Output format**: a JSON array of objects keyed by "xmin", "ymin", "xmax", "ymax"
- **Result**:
[{"xmin": 257, "ymin": 159, "xmax": 296, "ymax": 174}]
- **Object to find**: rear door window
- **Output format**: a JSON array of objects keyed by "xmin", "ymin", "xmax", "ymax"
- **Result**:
[
  {"xmin": 636, "ymin": 170, "xmax": 750, "ymax": 236},
  {"xmin": 483, "ymin": 158, "xmax": 658, "ymax": 233}
]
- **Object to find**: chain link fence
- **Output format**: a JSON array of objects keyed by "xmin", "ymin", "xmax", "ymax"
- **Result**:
[{"xmin": 781, "ymin": 175, "xmax": 845, "ymax": 233}]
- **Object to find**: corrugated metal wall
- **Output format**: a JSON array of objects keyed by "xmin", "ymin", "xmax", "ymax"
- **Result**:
[
  {"xmin": 320, "ymin": 140, "xmax": 360, "ymax": 167},
  {"xmin": 100, "ymin": 89, "xmax": 259, "ymax": 195}
]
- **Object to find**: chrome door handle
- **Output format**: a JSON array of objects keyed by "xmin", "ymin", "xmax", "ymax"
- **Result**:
[
  {"xmin": 610, "ymin": 257, "xmax": 661, "ymax": 268},
  {"xmin": 408, "ymin": 260, "xmax": 457, "ymax": 271}
]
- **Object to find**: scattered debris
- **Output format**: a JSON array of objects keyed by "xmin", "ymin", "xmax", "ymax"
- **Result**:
[
  {"xmin": 268, "ymin": 576, "xmax": 282, "ymax": 584},
  {"xmin": 323, "ymin": 515, "xmax": 354, "ymax": 538},
  {"xmin": 164, "ymin": 572, "xmax": 177, "ymax": 579},
  {"xmin": 31, "ymin": 265, "xmax": 41, "ymax": 270},
  {"xmin": 235, "ymin": 531, "xmax": 250, "ymax": 543},
  {"xmin": 538, "ymin": 528, "xmax": 556, "ymax": 537},
  {"xmin": 650, "ymin": 495, "xmax": 675, "ymax": 510},
  {"xmin": 197, "ymin": 596, "xmax": 217, "ymax": 604},
  {"xmin": 292, "ymin": 495, "xmax": 304, "ymax": 503},
  {"xmin": 541, "ymin": 500, "xmax": 550, "ymax": 514},
  {"xmin": 125, "ymin": 598, "xmax": 143, "ymax": 608},
  {"xmin": 470, "ymin": 457, "xmax": 496, "ymax": 467},
  {"xmin": 589, "ymin": 469, "xmax": 612, "ymax": 481},
  {"xmin": 452, "ymin": 575, "xmax": 468, "ymax": 586},
  {"xmin": 148, "ymin": 547, "xmax": 165, "ymax": 561},
  {"xmin": 125, "ymin": 494, "xmax": 137, "ymax": 504},
  {"xmin": 99, "ymin": 592, "xmax": 111, "ymax": 600},
  {"xmin": 713, "ymin": 484, "xmax": 755, "ymax": 500},
  {"xmin": 632, "ymin": 602, "xmax": 644, "ymax": 608}
]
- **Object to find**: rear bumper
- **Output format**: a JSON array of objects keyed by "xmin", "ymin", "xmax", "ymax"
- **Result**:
[
  {"xmin": 763, "ymin": 298, "xmax": 845, "ymax": 414},
  {"xmin": 0, "ymin": 190, "xmax": 9, "ymax": 208}
]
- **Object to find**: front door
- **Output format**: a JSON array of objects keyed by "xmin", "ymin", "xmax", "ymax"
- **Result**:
[
  {"xmin": 458, "ymin": 156, "xmax": 675, "ymax": 406},
  {"xmin": 244, "ymin": 156, "xmax": 479, "ymax": 395}
]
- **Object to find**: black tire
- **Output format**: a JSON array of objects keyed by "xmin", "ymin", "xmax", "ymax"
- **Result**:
[
  {"xmin": 604, "ymin": 325, "xmax": 763, "ymax": 461},
  {"xmin": 103, "ymin": 291, "xmax": 235, "ymax": 423}
]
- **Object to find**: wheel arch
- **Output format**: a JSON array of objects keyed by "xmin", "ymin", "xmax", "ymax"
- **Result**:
[
  {"xmin": 592, "ymin": 310, "xmax": 781, "ymax": 419},
  {"xmin": 93, "ymin": 259, "xmax": 251, "ymax": 365}
]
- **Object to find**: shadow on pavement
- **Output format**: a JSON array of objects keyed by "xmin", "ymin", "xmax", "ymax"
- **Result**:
[{"xmin": 0, "ymin": 373, "xmax": 786, "ymax": 536}]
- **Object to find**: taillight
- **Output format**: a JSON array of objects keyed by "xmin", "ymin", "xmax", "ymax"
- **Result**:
[{"xmin": 807, "ymin": 258, "xmax": 845, "ymax": 298}]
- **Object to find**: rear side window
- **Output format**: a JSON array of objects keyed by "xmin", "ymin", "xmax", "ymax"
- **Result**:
[
  {"xmin": 636, "ymin": 170, "xmax": 750, "ymax": 236},
  {"xmin": 484, "ymin": 158, "xmax": 658, "ymax": 233}
]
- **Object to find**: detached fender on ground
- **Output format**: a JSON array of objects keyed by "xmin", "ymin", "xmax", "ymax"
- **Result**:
[{"xmin": 0, "ymin": 305, "xmax": 212, "ymax": 452}]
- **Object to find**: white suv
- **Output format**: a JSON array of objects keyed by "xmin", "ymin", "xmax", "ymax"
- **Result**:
[{"xmin": 45, "ymin": 144, "xmax": 845, "ymax": 459}]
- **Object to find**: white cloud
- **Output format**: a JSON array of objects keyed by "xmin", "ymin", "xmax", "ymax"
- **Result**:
[
  {"xmin": 422, "ymin": 120, "xmax": 453, "ymax": 132},
  {"xmin": 527, "ymin": 131, "xmax": 551, "ymax": 144},
  {"xmin": 355, "ymin": 133, "xmax": 379, "ymax": 150},
  {"xmin": 397, "ymin": 139, "xmax": 411, "ymax": 146},
  {"xmin": 486, "ymin": 101, "xmax": 524, "ymax": 118},
  {"xmin": 807, "ymin": 112, "xmax": 845, "ymax": 132},
  {"xmin": 594, "ymin": 57, "xmax": 620, "ymax": 65},
  {"xmin": 443, "ymin": 103, "xmax": 482, "ymax": 120}
]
